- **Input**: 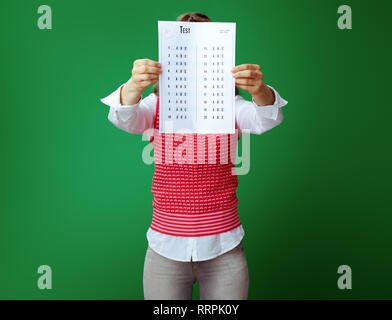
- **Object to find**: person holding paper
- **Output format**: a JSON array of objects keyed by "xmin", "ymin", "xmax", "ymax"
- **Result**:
[{"xmin": 101, "ymin": 12, "xmax": 288, "ymax": 300}]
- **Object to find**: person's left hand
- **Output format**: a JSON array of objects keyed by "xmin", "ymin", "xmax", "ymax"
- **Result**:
[
  {"xmin": 231, "ymin": 64, "xmax": 266, "ymax": 95},
  {"xmin": 231, "ymin": 63, "xmax": 275, "ymax": 106}
]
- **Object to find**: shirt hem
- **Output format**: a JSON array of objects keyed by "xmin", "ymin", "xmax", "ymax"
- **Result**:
[{"xmin": 146, "ymin": 224, "xmax": 245, "ymax": 262}]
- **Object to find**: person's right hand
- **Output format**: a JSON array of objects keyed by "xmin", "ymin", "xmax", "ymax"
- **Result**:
[{"xmin": 121, "ymin": 59, "xmax": 162, "ymax": 105}]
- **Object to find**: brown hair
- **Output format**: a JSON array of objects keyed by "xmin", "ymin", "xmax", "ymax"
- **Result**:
[{"xmin": 152, "ymin": 12, "xmax": 240, "ymax": 96}]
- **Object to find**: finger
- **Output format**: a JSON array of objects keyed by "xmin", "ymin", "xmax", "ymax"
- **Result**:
[
  {"xmin": 133, "ymin": 65, "xmax": 162, "ymax": 75},
  {"xmin": 134, "ymin": 59, "xmax": 161, "ymax": 68},
  {"xmin": 233, "ymin": 69, "xmax": 261, "ymax": 79},
  {"xmin": 140, "ymin": 79, "xmax": 158, "ymax": 86},
  {"xmin": 235, "ymin": 84, "xmax": 253, "ymax": 91},
  {"xmin": 134, "ymin": 73, "xmax": 159, "ymax": 81},
  {"xmin": 231, "ymin": 64, "xmax": 261, "ymax": 73},
  {"xmin": 235, "ymin": 78, "xmax": 257, "ymax": 86}
]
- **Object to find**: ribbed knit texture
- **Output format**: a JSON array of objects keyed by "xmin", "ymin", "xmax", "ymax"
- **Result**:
[{"xmin": 150, "ymin": 96, "xmax": 241, "ymax": 236}]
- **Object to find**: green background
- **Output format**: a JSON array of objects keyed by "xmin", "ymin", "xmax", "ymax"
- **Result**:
[{"xmin": 1, "ymin": 0, "xmax": 391, "ymax": 299}]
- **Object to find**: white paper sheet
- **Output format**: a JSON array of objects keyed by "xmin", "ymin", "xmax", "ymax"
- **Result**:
[{"xmin": 158, "ymin": 21, "xmax": 236, "ymax": 133}]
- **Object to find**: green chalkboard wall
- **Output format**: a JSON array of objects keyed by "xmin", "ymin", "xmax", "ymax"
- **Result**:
[{"xmin": 0, "ymin": 0, "xmax": 391, "ymax": 299}]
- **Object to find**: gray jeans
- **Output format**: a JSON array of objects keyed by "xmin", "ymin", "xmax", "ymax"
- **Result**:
[{"xmin": 143, "ymin": 241, "xmax": 249, "ymax": 300}]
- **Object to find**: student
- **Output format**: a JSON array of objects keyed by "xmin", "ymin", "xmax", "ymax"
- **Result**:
[{"xmin": 101, "ymin": 12, "xmax": 288, "ymax": 300}]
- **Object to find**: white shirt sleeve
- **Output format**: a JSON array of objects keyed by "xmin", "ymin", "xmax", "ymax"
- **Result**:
[
  {"xmin": 100, "ymin": 84, "xmax": 157, "ymax": 134},
  {"xmin": 235, "ymin": 85, "xmax": 288, "ymax": 135}
]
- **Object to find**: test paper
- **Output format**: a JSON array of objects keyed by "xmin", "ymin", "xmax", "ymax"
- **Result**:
[{"xmin": 158, "ymin": 21, "xmax": 236, "ymax": 133}]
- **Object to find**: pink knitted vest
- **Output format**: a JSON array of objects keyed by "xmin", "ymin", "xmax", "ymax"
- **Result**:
[{"xmin": 149, "ymin": 95, "xmax": 241, "ymax": 236}]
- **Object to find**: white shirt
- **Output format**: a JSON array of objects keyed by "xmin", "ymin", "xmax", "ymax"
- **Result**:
[{"xmin": 101, "ymin": 84, "xmax": 288, "ymax": 262}]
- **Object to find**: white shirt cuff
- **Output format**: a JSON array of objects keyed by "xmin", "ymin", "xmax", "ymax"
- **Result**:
[
  {"xmin": 100, "ymin": 85, "xmax": 142, "ymax": 122},
  {"xmin": 252, "ymin": 85, "xmax": 288, "ymax": 121}
]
